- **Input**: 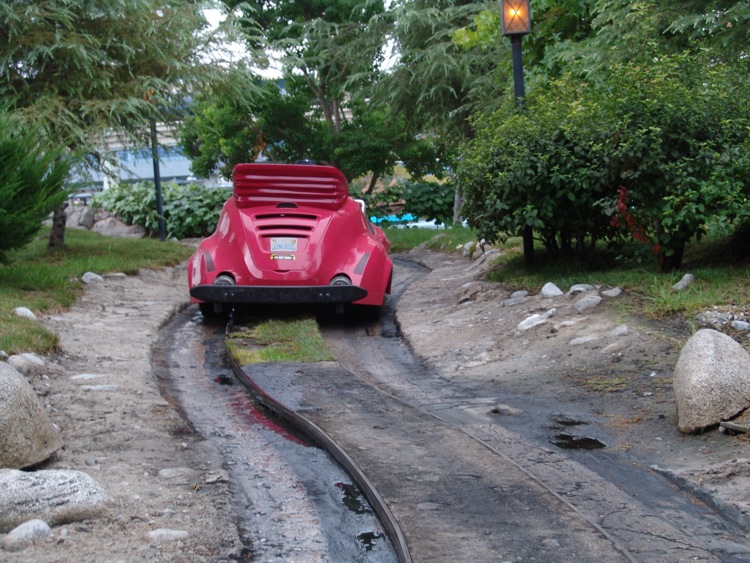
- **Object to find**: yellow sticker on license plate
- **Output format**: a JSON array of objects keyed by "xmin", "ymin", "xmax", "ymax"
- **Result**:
[{"xmin": 271, "ymin": 238, "xmax": 298, "ymax": 252}]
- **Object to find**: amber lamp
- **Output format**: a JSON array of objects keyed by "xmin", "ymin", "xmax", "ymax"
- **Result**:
[{"xmin": 501, "ymin": 0, "xmax": 532, "ymax": 36}]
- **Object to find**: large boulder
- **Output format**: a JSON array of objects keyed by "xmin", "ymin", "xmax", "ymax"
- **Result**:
[
  {"xmin": 673, "ymin": 329, "xmax": 750, "ymax": 433},
  {"xmin": 91, "ymin": 216, "xmax": 146, "ymax": 238},
  {"xmin": 0, "ymin": 469, "xmax": 108, "ymax": 532},
  {"xmin": 0, "ymin": 363, "xmax": 62, "ymax": 468},
  {"xmin": 65, "ymin": 205, "xmax": 97, "ymax": 229}
]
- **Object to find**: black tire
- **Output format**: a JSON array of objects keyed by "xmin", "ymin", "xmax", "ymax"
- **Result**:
[{"xmin": 199, "ymin": 302, "xmax": 229, "ymax": 319}]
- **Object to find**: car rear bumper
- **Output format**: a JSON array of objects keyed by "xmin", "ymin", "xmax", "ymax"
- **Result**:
[{"xmin": 190, "ymin": 284, "xmax": 368, "ymax": 304}]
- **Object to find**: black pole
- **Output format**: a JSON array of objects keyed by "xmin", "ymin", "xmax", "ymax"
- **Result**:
[
  {"xmin": 510, "ymin": 35, "xmax": 525, "ymax": 106},
  {"xmin": 149, "ymin": 118, "xmax": 166, "ymax": 241},
  {"xmin": 509, "ymin": 34, "xmax": 534, "ymax": 267}
]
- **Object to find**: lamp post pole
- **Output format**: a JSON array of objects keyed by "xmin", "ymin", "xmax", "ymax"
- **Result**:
[
  {"xmin": 501, "ymin": 0, "xmax": 533, "ymax": 267},
  {"xmin": 510, "ymin": 35, "xmax": 525, "ymax": 107},
  {"xmin": 150, "ymin": 118, "xmax": 166, "ymax": 242}
]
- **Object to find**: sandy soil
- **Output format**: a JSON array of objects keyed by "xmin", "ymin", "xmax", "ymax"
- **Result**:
[
  {"xmin": 4, "ymin": 247, "xmax": 750, "ymax": 560},
  {"xmin": 4, "ymin": 266, "xmax": 244, "ymax": 562}
]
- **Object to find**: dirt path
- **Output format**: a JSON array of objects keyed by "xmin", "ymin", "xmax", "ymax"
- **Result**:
[{"xmin": 6, "ymin": 266, "xmax": 243, "ymax": 562}]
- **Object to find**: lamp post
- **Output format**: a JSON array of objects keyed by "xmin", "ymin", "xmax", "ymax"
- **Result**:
[
  {"xmin": 144, "ymin": 88, "xmax": 166, "ymax": 242},
  {"xmin": 501, "ymin": 0, "xmax": 534, "ymax": 266},
  {"xmin": 149, "ymin": 118, "xmax": 166, "ymax": 241}
]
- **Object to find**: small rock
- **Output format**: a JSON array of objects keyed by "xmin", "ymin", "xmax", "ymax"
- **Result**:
[
  {"xmin": 146, "ymin": 528, "xmax": 190, "ymax": 543},
  {"xmin": 462, "ymin": 241, "xmax": 477, "ymax": 257},
  {"xmin": 541, "ymin": 282, "xmax": 564, "ymax": 299},
  {"xmin": 568, "ymin": 284, "xmax": 595, "ymax": 296},
  {"xmin": 609, "ymin": 325, "xmax": 629, "ymax": 337},
  {"xmin": 731, "ymin": 320, "xmax": 750, "ymax": 331},
  {"xmin": 71, "ymin": 373, "xmax": 108, "ymax": 381},
  {"xmin": 7, "ymin": 353, "xmax": 45, "ymax": 375},
  {"xmin": 518, "ymin": 314, "xmax": 546, "ymax": 331},
  {"xmin": 517, "ymin": 308, "xmax": 557, "ymax": 331},
  {"xmin": 575, "ymin": 294, "xmax": 602, "ymax": 313},
  {"xmin": 569, "ymin": 335, "xmax": 599, "ymax": 346},
  {"xmin": 81, "ymin": 272, "xmax": 104, "ymax": 284},
  {"xmin": 1, "ymin": 519, "xmax": 51, "ymax": 552},
  {"xmin": 672, "ymin": 273, "xmax": 695, "ymax": 291},
  {"xmin": 510, "ymin": 290, "xmax": 528, "ymax": 299},
  {"xmin": 13, "ymin": 307, "xmax": 37, "ymax": 321},
  {"xmin": 602, "ymin": 287, "xmax": 623, "ymax": 298}
]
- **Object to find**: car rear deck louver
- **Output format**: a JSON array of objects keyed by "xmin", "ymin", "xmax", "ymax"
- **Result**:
[
  {"xmin": 254, "ymin": 212, "xmax": 318, "ymax": 232},
  {"xmin": 233, "ymin": 163, "xmax": 349, "ymax": 211},
  {"xmin": 255, "ymin": 213, "xmax": 318, "ymax": 221},
  {"xmin": 257, "ymin": 224, "xmax": 313, "ymax": 232}
]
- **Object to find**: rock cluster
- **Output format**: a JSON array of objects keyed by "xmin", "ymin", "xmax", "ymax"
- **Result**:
[
  {"xmin": 0, "ymin": 271, "xmax": 115, "ymax": 552},
  {"xmin": 63, "ymin": 204, "xmax": 147, "ymax": 238}
]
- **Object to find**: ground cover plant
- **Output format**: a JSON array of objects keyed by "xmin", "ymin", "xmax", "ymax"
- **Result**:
[
  {"xmin": 485, "ymin": 234, "xmax": 750, "ymax": 321},
  {"xmin": 93, "ymin": 182, "xmax": 232, "ymax": 240},
  {"xmin": 227, "ymin": 317, "xmax": 334, "ymax": 364},
  {"xmin": 0, "ymin": 228, "xmax": 192, "ymax": 355}
]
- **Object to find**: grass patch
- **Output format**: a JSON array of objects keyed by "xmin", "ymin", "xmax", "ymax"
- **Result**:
[
  {"xmin": 580, "ymin": 375, "xmax": 629, "ymax": 393},
  {"xmin": 383, "ymin": 225, "xmax": 476, "ymax": 253},
  {"xmin": 483, "ymin": 235, "xmax": 750, "ymax": 320},
  {"xmin": 0, "ymin": 227, "xmax": 193, "ymax": 355},
  {"xmin": 228, "ymin": 317, "xmax": 334, "ymax": 364}
]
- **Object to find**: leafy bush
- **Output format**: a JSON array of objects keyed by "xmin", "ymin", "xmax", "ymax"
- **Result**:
[
  {"xmin": 402, "ymin": 180, "xmax": 455, "ymax": 225},
  {"xmin": 355, "ymin": 179, "xmax": 455, "ymax": 225},
  {"xmin": 93, "ymin": 182, "xmax": 231, "ymax": 239},
  {"xmin": 459, "ymin": 54, "xmax": 750, "ymax": 270},
  {"xmin": 0, "ymin": 110, "xmax": 71, "ymax": 261}
]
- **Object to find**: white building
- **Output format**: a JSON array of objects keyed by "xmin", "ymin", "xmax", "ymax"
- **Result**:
[{"xmin": 69, "ymin": 122, "xmax": 226, "ymax": 199}]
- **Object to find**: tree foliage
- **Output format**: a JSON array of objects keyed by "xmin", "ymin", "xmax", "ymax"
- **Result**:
[
  {"xmin": 0, "ymin": 109, "xmax": 71, "ymax": 261},
  {"xmin": 0, "ymin": 0, "xmax": 260, "ymax": 247},
  {"xmin": 460, "ymin": 54, "xmax": 750, "ymax": 270}
]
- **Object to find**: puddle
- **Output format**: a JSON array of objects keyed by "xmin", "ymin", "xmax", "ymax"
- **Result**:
[
  {"xmin": 552, "ymin": 432, "xmax": 607, "ymax": 450},
  {"xmin": 358, "ymin": 531, "xmax": 385, "ymax": 551},
  {"xmin": 337, "ymin": 481, "xmax": 369, "ymax": 514}
]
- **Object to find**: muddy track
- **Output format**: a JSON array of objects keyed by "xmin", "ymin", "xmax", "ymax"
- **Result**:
[{"xmin": 232, "ymin": 257, "xmax": 750, "ymax": 562}]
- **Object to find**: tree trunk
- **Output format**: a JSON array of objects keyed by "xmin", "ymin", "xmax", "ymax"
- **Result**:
[
  {"xmin": 659, "ymin": 240, "xmax": 685, "ymax": 272},
  {"xmin": 48, "ymin": 203, "xmax": 68, "ymax": 250},
  {"xmin": 523, "ymin": 226, "xmax": 535, "ymax": 268},
  {"xmin": 453, "ymin": 185, "xmax": 463, "ymax": 226}
]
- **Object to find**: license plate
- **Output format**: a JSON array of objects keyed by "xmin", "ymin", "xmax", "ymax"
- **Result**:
[{"xmin": 270, "ymin": 237, "xmax": 298, "ymax": 252}]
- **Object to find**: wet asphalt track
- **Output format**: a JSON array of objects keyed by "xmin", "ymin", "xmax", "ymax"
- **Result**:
[
  {"xmin": 155, "ymin": 308, "xmax": 397, "ymax": 562},
  {"xmin": 233, "ymin": 257, "xmax": 750, "ymax": 562}
]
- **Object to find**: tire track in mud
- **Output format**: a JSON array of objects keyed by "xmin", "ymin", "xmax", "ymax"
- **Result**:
[{"xmin": 236, "ymin": 256, "xmax": 750, "ymax": 562}]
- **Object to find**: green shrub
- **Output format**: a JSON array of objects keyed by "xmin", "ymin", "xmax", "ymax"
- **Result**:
[
  {"xmin": 355, "ymin": 179, "xmax": 455, "ymax": 225},
  {"xmin": 93, "ymin": 182, "xmax": 231, "ymax": 239},
  {"xmin": 0, "ymin": 110, "xmax": 71, "ymax": 261},
  {"xmin": 459, "ymin": 54, "xmax": 750, "ymax": 271}
]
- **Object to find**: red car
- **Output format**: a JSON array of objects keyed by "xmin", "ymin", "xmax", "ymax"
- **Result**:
[{"xmin": 188, "ymin": 163, "xmax": 393, "ymax": 317}]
